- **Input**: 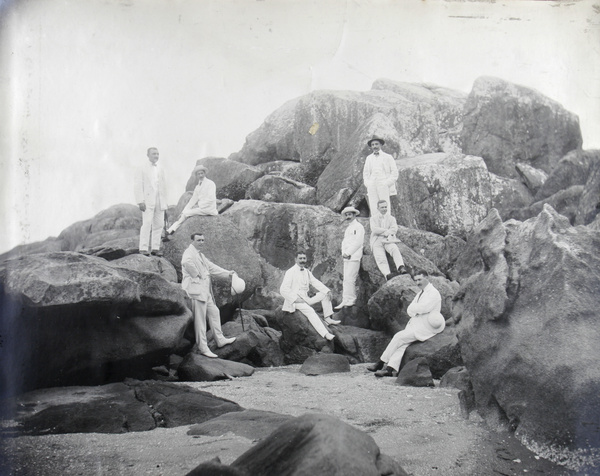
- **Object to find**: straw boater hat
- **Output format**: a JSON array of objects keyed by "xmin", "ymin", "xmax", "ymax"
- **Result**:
[
  {"xmin": 231, "ymin": 274, "xmax": 246, "ymax": 296},
  {"xmin": 367, "ymin": 136, "xmax": 385, "ymax": 147},
  {"xmin": 193, "ymin": 164, "xmax": 208, "ymax": 174},
  {"xmin": 341, "ymin": 206, "xmax": 360, "ymax": 216}
]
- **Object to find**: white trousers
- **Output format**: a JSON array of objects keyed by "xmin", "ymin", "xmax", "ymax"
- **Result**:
[
  {"xmin": 294, "ymin": 292, "xmax": 333, "ymax": 338},
  {"xmin": 192, "ymin": 296, "xmax": 227, "ymax": 353},
  {"xmin": 167, "ymin": 207, "xmax": 218, "ymax": 234},
  {"xmin": 367, "ymin": 182, "xmax": 391, "ymax": 216},
  {"xmin": 380, "ymin": 328, "xmax": 418, "ymax": 371},
  {"xmin": 341, "ymin": 260, "xmax": 360, "ymax": 306},
  {"xmin": 139, "ymin": 195, "xmax": 164, "ymax": 252},
  {"xmin": 372, "ymin": 241, "xmax": 404, "ymax": 276}
]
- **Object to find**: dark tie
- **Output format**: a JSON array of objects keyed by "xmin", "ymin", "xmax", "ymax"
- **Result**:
[{"xmin": 416, "ymin": 291, "xmax": 423, "ymax": 302}]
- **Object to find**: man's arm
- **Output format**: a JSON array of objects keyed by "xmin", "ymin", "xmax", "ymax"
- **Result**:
[
  {"xmin": 308, "ymin": 270, "xmax": 330, "ymax": 295},
  {"xmin": 343, "ymin": 223, "xmax": 364, "ymax": 257},
  {"xmin": 182, "ymin": 250, "xmax": 203, "ymax": 279},
  {"xmin": 134, "ymin": 168, "xmax": 145, "ymax": 211},
  {"xmin": 182, "ymin": 186, "xmax": 200, "ymax": 214},
  {"xmin": 387, "ymin": 155, "xmax": 399, "ymax": 186},
  {"xmin": 363, "ymin": 156, "xmax": 373, "ymax": 187},
  {"xmin": 204, "ymin": 256, "xmax": 232, "ymax": 280},
  {"xmin": 407, "ymin": 287, "xmax": 441, "ymax": 316},
  {"xmin": 280, "ymin": 269, "xmax": 298, "ymax": 302}
]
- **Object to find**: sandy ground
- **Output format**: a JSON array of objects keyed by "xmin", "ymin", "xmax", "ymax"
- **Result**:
[{"xmin": 0, "ymin": 365, "xmax": 582, "ymax": 476}]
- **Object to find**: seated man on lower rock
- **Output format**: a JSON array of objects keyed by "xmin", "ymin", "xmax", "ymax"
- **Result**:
[
  {"xmin": 280, "ymin": 251, "xmax": 340, "ymax": 341},
  {"xmin": 368, "ymin": 270, "xmax": 445, "ymax": 377}
]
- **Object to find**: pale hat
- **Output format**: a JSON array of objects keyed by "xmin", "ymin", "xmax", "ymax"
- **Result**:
[
  {"xmin": 367, "ymin": 136, "xmax": 385, "ymax": 147},
  {"xmin": 341, "ymin": 206, "xmax": 360, "ymax": 216},
  {"xmin": 231, "ymin": 274, "xmax": 246, "ymax": 296},
  {"xmin": 427, "ymin": 313, "xmax": 445, "ymax": 331},
  {"xmin": 193, "ymin": 164, "xmax": 208, "ymax": 174}
]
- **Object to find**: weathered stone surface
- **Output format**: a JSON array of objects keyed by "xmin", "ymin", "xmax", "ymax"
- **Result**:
[
  {"xmin": 107, "ymin": 254, "xmax": 178, "ymax": 283},
  {"xmin": 187, "ymin": 409, "xmax": 292, "ymax": 440},
  {"xmin": 395, "ymin": 153, "xmax": 493, "ymax": 237},
  {"xmin": 58, "ymin": 204, "xmax": 142, "ymax": 251},
  {"xmin": 0, "ymin": 238, "xmax": 64, "ymax": 262},
  {"xmin": 461, "ymin": 76, "xmax": 582, "ymax": 178},
  {"xmin": 535, "ymin": 149, "xmax": 600, "ymax": 201},
  {"xmin": 246, "ymin": 175, "xmax": 317, "ymax": 205},
  {"xmin": 300, "ymin": 353, "xmax": 350, "ymax": 375},
  {"xmin": 489, "ymin": 173, "xmax": 534, "ymax": 220},
  {"xmin": 276, "ymin": 310, "xmax": 334, "ymax": 365},
  {"xmin": 178, "ymin": 353, "xmax": 255, "ymax": 382},
  {"xmin": 395, "ymin": 357, "xmax": 434, "ymax": 387},
  {"xmin": 184, "ymin": 157, "xmax": 264, "ymax": 201},
  {"xmin": 7, "ymin": 380, "xmax": 241, "ymax": 435},
  {"xmin": 229, "ymin": 413, "xmax": 409, "ymax": 476},
  {"xmin": 439, "ymin": 366, "xmax": 471, "ymax": 391},
  {"xmin": 515, "ymin": 163, "xmax": 548, "ymax": 195},
  {"xmin": 454, "ymin": 205, "xmax": 600, "ymax": 451},
  {"xmin": 330, "ymin": 325, "xmax": 390, "ymax": 363},
  {"xmin": 576, "ymin": 159, "xmax": 600, "ymax": 226},
  {"xmin": 367, "ymin": 275, "xmax": 458, "ymax": 334},
  {"xmin": 403, "ymin": 327, "xmax": 463, "ymax": 379},
  {"xmin": 162, "ymin": 215, "xmax": 262, "ymax": 307},
  {"xmin": 508, "ymin": 185, "xmax": 584, "ymax": 225}
]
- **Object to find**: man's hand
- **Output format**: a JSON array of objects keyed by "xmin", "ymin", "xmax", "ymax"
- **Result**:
[
  {"xmin": 342, "ymin": 253, "xmax": 351, "ymax": 259},
  {"xmin": 138, "ymin": 202, "xmax": 146, "ymax": 212}
]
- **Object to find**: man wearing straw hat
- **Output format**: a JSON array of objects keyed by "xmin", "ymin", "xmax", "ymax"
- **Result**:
[
  {"xmin": 166, "ymin": 165, "xmax": 218, "ymax": 236},
  {"xmin": 363, "ymin": 136, "xmax": 398, "ymax": 216},
  {"xmin": 368, "ymin": 270, "xmax": 445, "ymax": 377},
  {"xmin": 335, "ymin": 206, "xmax": 365, "ymax": 310}
]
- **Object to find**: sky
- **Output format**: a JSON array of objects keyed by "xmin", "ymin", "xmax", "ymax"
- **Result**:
[{"xmin": 1, "ymin": 0, "xmax": 599, "ymax": 254}]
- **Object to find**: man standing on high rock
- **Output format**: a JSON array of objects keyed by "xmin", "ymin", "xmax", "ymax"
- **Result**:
[
  {"xmin": 280, "ymin": 251, "xmax": 340, "ymax": 341},
  {"xmin": 181, "ymin": 232, "xmax": 238, "ymax": 358},
  {"xmin": 134, "ymin": 147, "xmax": 168, "ymax": 257},
  {"xmin": 370, "ymin": 200, "xmax": 408, "ymax": 280},
  {"xmin": 368, "ymin": 270, "xmax": 445, "ymax": 377},
  {"xmin": 363, "ymin": 136, "xmax": 398, "ymax": 216},
  {"xmin": 335, "ymin": 206, "xmax": 365, "ymax": 310}
]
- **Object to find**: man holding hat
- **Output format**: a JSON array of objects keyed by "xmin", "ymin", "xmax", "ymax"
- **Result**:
[
  {"xmin": 181, "ymin": 232, "xmax": 238, "ymax": 358},
  {"xmin": 363, "ymin": 137, "xmax": 398, "ymax": 216},
  {"xmin": 166, "ymin": 165, "xmax": 218, "ymax": 235},
  {"xmin": 368, "ymin": 270, "xmax": 445, "ymax": 377},
  {"xmin": 335, "ymin": 206, "xmax": 365, "ymax": 309}
]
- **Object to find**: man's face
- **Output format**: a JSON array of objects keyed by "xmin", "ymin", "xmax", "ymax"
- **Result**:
[
  {"xmin": 370, "ymin": 141, "xmax": 382, "ymax": 153},
  {"xmin": 196, "ymin": 170, "xmax": 206, "ymax": 181},
  {"xmin": 377, "ymin": 202, "xmax": 388, "ymax": 215},
  {"xmin": 414, "ymin": 274, "xmax": 429, "ymax": 290},
  {"xmin": 147, "ymin": 148, "xmax": 159, "ymax": 164},
  {"xmin": 192, "ymin": 234, "xmax": 205, "ymax": 251},
  {"xmin": 344, "ymin": 212, "xmax": 356, "ymax": 222},
  {"xmin": 295, "ymin": 254, "xmax": 308, "ymax": 269}
]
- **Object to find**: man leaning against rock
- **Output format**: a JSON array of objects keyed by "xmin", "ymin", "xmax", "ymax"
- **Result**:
[
  {"xmin": 181, "ymin": 232, "xmax": 238, "ymax": 358},
  {"xmin": 368, "ymin": 270, "xmax": 445, "ymax": 377},
  {"xmin": 280, "ymin": 251, "xmax": 340, "ymax": 341},
  {"xmin": 335, "ymin": 206, "xmax": 365, "ymax": 310}
]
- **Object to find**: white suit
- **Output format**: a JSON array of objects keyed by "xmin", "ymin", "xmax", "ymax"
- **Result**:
[
  {"xmin": 167, "ymin": 178, "xmax": 218, "ymax": 233},
  {"xmin": 340, "ymin": 219, "xmax": 365, "ymax": 306},
  {"xmin": 380, "ymin": 282, "xmax": 445, "ymax": 371},
  {"xmin": 363, "ymin": 151, "xmax": 398, "ymax": 215},
  {"xmin": 134, "ymin": 162, "xmax": 168, "ymax": 252},
  {"xmin": 181, "ymin": 244, "xmax": 231, "ymax": 353},
  {"xmin": 370, "ymin": 211, "xmax": 404, "ymax": 277},
  {"xmin": 280, "ymin": 264, "xmax": 334, "ymax": 338}
]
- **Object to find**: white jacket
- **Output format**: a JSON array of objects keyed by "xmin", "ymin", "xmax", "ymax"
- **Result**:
[
  {"xmin": 134, "ymin": 162, "xmax": 168, "ymax": 210},
  {"xmin": 341, "ymin": 219, "xmax": 365, "ymax": 261},
  {"xmin": 280, "ymin": 264, "xmax": 330, "ymax": 313},
  {"xmin": 405, "ymin": 283, "xmax": 445, "ymax": 341},
  {"xmin": 369, "ymin": 211, "xmax": 399, "ymax": 248},
  {"xmin": 362, "ymin": 151, "xmax": 398, "ymax": 195}
]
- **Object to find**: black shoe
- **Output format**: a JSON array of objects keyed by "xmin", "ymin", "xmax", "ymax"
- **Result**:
[
  {"xmin": 386, "ymin": 272, "xmax": 398, "ymax": 281},
  {"xmin": 367, "ymin": 361, "xmax": 384, "ymax": 372},
  {"xmin": 397, "ymin": 265, "xmax": 408, "ymax": 275},
  {"xmin": 375, "ymin": 366, "xmax": 396, "ymax": 378},
  {"xmin": 151, "ymin": 250, "xmax": 164, "ymax": 257}
]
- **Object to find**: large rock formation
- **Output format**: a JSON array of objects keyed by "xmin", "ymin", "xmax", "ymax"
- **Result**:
[
  {"xmin": 454, "ymin": 206, "xmax": 600, "ymax": 452},
  {"xmin": 461, "ymin": 76, "xmax": 582, "ymax": 178},
  {"xmin": 576, "ymin": 158, "xmax": 600, "ymax": 226},
  {"xmin": 0, "ymin": 252, "xmax": 191, "ymax": 392},
  {"xmin": 246, "ymin": 175, "xmax": 317, "ymax": 205}
]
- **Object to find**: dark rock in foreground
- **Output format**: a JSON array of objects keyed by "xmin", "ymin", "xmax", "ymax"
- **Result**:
[
  {"xmin": 178, "ymin": 353, "xmax": 255, "ymax": 382},
  {"xmin": 300, "ymin": 353, "xmax": 350, "ymax": 375},
  {"xmin": 187, "ymin": 409, "xmax": 293, "ymax": 440}
]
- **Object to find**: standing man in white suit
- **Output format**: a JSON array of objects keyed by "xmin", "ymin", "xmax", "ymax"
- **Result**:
[
  {"xmin": 181, "ymin": 232, "xmax": 237, "ymax": 358},
  {"xmin": 134, "ymin": 147, "xmax": 168, "ymax": 256},
  {"xmin": 335, "ymin": 206, "xmax": 365, "ymax": 310},
  {"xmin": 368, "ymin": 270, "xmax": 445, "ymax": 377},
  {"xmin": 362, "ymin": 137, "xmax": 398, "ymax": 216}
]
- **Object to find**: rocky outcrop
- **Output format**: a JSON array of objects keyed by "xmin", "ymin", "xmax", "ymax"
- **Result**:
[
  {"xmin": 535, "ymin": 149, "xmax": 600, "ymax": 201},
  {"xmin": 192, "ymin": 413, "xmax": 409, "ymax": 476},
  {"xmin": 403, "ymin": 327, "xmax": 463, "ymax": 379},
  {"xmin": 489, "ymin": 173, "xmax": 534, "ymax": 220},
  {"xmin": 107, "ymin": 254, "xmax": 178, "ymax": 283},
  {"xmin": 515, "ymin": 163, "xmax": 548, "ymax": 195},
  {"xmin": 300, "ymin": 353, "xmax": 350, "ymax": 375},
  {"xmin": 330, "ymin": 325, "xmax": 390, "ymax": 363},
  {"xmin": 246, "ymin": 175, "xmax": 317, "ymax": 205},
  {"xmin": 187, "ymin": 409, "xmax": 292, "ymax": 440},
  {"xmin": 454, "ymin": 206, "xmax": 600, "ymax": 451},
  {"xmin": 7, "ymin": 380, "xmax": 242, "ymax": 435},
  {"xmin": 0, "ymin": 252, "xmax": 191, "ymax": 392},
  {"xmin": 395, "ymin": 153, "xmax": 493, "ymax": 237},
  {"xmin": 276, "ymin": 310, "xmax": 335, "ymax": 364},
  {"xmin": 178, "ymin": 353, "xmax": 255, "ymax": 382},
  {"xmin": 461, "ymin": 76, "xmax": 582, "ymax": 178},
  {"xmin": 395, "ymin": 357, "xmax": 434, "ymax": 387},
  {"xmin": 509, "ymin": 185, "xmax": 584, "ymax": 225},
  {"xmin": 576, "ymin": 159, "xmax": 600, "ymax": 226}
]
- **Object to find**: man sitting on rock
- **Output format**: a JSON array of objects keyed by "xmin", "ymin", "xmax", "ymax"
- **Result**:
[
  {"xmin": 368, "ymin": 270, "xmax": 445, "ymax": 377},
  {"xmin": 181, "ymin": 232, "xmax": 237, "ymax": 358},
  {"xmin": 166, "ymin": 165, "xmax": 218, "ymax": 236},
  {"xmin": 280, "ymin": 251, "xmax": 340, "ymax": 341},
  {"xmin": 370, "ymin": 200, "xmax": 408, "ymax": 280}
]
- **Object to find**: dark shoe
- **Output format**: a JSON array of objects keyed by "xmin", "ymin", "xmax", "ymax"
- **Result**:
[
  {"xmin": 151, "ymin": 250, "xmax": 164, "ymax": 257},
  {"xmin": 162, "ymin": 235, "xmax": 171, "ymax": 242},
  {"xmin": 385, "ymin": 272, "xmax": 398, "ymax": 281},
  {"xmin": 397, "ymin": 265, "xmax": 408, "ymax": 275},
  {"xmin": 375, "ymin": 366, "xmax": 396, "ymax": 378},
  {"xmin": 139, "ymin": 250, "xmax": 150, "ymax": 256},
  {"xmin": 367, "ymin": 361, "xmax": 385, "ymax": 372}
]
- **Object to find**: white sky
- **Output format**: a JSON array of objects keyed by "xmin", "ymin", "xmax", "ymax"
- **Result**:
[{"xmin": 1, "ymin": 0, "xmax": 599, "ymax": 253}]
